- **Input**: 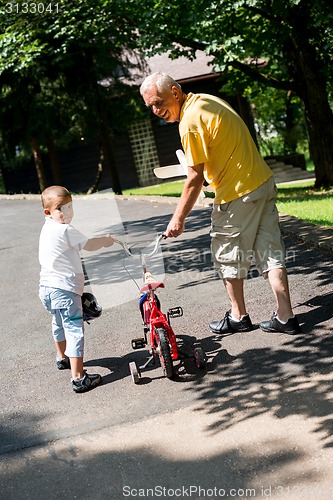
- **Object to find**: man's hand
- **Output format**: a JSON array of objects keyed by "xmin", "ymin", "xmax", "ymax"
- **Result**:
[
  {"xmin": 165, "ymin": 163, "xmax": 204, "ymax": 238},
  {"xmin": 165, "ymin": 216, "xmax": 185, "ymax": 238}
]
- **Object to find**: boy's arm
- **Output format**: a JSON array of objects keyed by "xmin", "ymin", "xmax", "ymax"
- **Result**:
[{"xmin": 83, "ymin": 235, "xmax": 114, "ymax": 251}]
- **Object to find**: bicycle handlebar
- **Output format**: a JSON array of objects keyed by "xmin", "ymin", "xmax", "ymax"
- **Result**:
[{"xmin": 113, "ymin": 233, "xmax": 165, "ymax": 258}]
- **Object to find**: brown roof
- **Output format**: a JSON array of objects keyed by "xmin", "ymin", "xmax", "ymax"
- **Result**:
[
  {"xmin": 104, "ymin": 49, "xmax": 218, "ymax": 88},
  {"xmin": 144, "ymin": 50, "xmax": 216, "ymax": 83}
]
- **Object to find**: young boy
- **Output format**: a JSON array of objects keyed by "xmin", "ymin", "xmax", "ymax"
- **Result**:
[{"xmin": 38, "ymin": 185, "xmax": 114, "ymax": 393}]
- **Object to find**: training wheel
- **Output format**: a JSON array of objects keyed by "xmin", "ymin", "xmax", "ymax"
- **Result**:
[
  {"xmin": 194, "ymin": 347, "xmax": 206, "ymax": 368},
  {"xmin": 129, "ymin": 361, "xmax": 140, "ymax": 384}
]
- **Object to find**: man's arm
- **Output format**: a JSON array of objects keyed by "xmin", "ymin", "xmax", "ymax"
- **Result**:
[{"xmin": 165, "ymin": 163, "xmax": 204, "ymax": 237}]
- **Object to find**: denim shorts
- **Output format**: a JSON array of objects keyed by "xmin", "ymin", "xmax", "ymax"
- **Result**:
[
  {"xmin": 210, "ymin": 177, "xmax": 285, "ymax": 279},
  {"xmin": 39, "ymin": 286, "xmax": 84, "ymax": 358}
]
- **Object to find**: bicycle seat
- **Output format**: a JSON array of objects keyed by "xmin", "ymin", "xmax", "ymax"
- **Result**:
[{"xmin": 140, "ymin": 272, "xmax": 165, "ymax": 293}]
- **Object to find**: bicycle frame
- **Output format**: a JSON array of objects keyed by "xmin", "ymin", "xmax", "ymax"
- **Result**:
[
  {"xmin": 141, "ymin": 286, "xmax": 179, "ymax": 361},
  {"xmin": 113, "ymin": 234, "xmax": 180, "ymax": 364}
]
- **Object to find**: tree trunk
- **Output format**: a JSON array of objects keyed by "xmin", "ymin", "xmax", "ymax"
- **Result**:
[
  {"xmin": 0, "ymin": 163, "xmax": 7, "ymax": 194},
  {"xmin": 96, "ymin": 89, "xmax": 123, "ymax": 194},
  {"xmin": 31, "ymin": 137, "xmax": 47, "ymax": 192},
  {"xmin": 284, "ymin": 92, "xmax": 298, "ymax": 154},
  {"xmin": 286, "ymin": 9, "xmax": 333, "ymax": 187},
  {"xmin": 47, "ymin": 134, "xmax": 62, "ymax": 185},
  {"xmin": 86, "ymin": 145, "xmax": 103, "ymax": 195},
  {"xmin": 302, "ymin": 82, "xmax": 333, "ymax": 188},
  {"xmin": 100, "ymin": 120, "xmax": 122, "ymax": 195}
]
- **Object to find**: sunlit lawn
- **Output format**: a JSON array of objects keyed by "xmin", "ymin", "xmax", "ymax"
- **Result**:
[
  {"xmin": 276, "ymin": 181, "xmax": 333, "ymax": 228},
  {"xmin": 123, "ymin": 179, "xmax": 333, "ymax": 229}
]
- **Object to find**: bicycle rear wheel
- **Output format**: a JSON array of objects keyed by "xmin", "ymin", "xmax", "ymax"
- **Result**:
[{"xmin": 155, "ymin": 327, "xmax": 174, "ymax": 379}]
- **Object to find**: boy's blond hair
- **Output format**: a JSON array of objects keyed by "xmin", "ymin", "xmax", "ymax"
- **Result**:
[{"xmin": 41, "ymin": 186, "xmax": 71, "ymax": 209}]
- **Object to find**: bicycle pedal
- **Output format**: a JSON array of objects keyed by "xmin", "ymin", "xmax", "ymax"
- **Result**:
[
  {"xmin": 168, "ymin": 306, "xmax": 183, "ymax": 318},
  {"xmin": 131, "ymin": 338, "xmax": 146, "ymax": 349}
]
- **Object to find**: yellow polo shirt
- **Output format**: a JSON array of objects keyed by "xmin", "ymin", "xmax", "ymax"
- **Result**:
[{"xmin": 179, "ymin": 93, "xmax": 272, "ymax": 204}]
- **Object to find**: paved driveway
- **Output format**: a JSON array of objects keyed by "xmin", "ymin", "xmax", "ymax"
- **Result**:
[{"xmin": 1, "ymin": 195, "xmax": 333, "ymax": 499}]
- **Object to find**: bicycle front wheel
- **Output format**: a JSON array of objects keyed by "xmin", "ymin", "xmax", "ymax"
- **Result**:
[{"xmin": 155, "ymin": 327, "xmax": 174, "ymax": 379}]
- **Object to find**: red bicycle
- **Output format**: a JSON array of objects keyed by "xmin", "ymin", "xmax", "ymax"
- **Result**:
[{"xmin": 113, "ymin": 233, "xmax": 205, "ymax": 383}]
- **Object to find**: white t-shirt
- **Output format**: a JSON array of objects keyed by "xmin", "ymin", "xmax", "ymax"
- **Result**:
[{"xmin": 39, "ymin": 217, "xmax": 88, "ymax": 295}]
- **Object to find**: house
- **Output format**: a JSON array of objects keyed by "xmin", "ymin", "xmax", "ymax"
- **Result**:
[
  {"xmin": 1, "ymin": 51, "xmax": 255, "ymax": 194},
  {"xmin": 128, "ymin": 50, "xmax": 257, "ymax": 187}
]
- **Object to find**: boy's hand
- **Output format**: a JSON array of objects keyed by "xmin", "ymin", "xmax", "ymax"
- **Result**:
[
  {"xmin": 103, "ymin": 235, "xmax": 114, "ymax": 247},
  {"xmin": 83, "ymin": 234, "xmax": 114, "ymax": 251}
]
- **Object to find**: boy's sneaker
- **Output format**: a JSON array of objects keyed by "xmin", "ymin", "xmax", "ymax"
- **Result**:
[
  {"xmin": 209, "ymin": 310, "xmax": 254, "ymax": 334},
  {"xmin": 56, "ymin": 358, "xmax": 70, "ymax": 370},
  {"xmin": 71, "ymin": 372, "xmax": 101, "ymax": 393},
  {"xmin": 259, "ymin": 312, "xmax": 302, "ymax": 334}
]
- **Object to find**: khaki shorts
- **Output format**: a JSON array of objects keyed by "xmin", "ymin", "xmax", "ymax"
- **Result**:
[{"xmin": 210, "ymin": 177, "xmax": 285, "ymax": 279}]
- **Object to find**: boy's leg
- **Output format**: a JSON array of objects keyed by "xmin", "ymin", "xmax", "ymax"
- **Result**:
[
  {"xmin": 55, "ymin": 339, "xmax": 67, "ymax": 359},
  {"xmin": 51, "ymin": 308, "xmax": 70, "ymax": 369},
  {"xmin": 60, "ymin": 309, "xmax": 101, "ymax": 391},
  {"xmin": 55, "ymin": 339, "xmax": 70, "ymax": 369},
  {"xmin": 40, "ymin": 286, "xmax": 69, "ymax": 367},
  {"xmin": 60, "ymin": 292, "xmax": 102, "ymax": 392},
  {"xmin": 69, "ymin": 355, "xmax": 101, "ymax": 394},
  {"xmin": 69, "ymin": 356, "xmax": 84, "ymax": 380}
]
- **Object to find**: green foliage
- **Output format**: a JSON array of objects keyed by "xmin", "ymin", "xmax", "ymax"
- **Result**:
[
  {"xmin": 1, "ymin": 0, "xmax": 333, "ymax": 188},
  {"xmin": 131, "ymin": 0, "xmax": 333, "ymax": 186},
  {"xmin": 0, "ymin": 0, "xmax": 146, "ymax": 170},
  {"xmin": 132, "ymin": 0, "xmax": 332, "ymax": 93},
  {"xmin": 249, "ymin": 86, "xmax": 308, "ymax": 157}
]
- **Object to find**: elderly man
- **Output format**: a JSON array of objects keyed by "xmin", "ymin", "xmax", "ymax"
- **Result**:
[{"xmin": 140, "ymin": 72, "xmax": 301, "ymax": 334}]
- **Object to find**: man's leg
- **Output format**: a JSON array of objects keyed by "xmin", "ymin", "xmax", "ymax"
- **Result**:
[
  {"xmin": 266, "ymin": 267, "xmax": 293, "ymax": 322},
  {"xmin": 209, "ymin": 276, "xmax": 253, "ymax": 333},
  {"xmin": 259, "ymin": 267, "xmax": 301, "ymax": 334},
  {"xmin": 223, "ymin": 277, "xmax": 247, "ymax": 319},
  {"xmin": 209, "ymin": 195, "xmax": 256, "ymax": 334}
]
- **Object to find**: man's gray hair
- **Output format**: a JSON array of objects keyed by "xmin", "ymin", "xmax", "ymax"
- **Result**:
[{"xmin": 140, "ymin": 72, "xmax": 181, "ymax": 95}]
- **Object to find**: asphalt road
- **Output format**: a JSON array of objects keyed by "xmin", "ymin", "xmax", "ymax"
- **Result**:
[{"xmin": 1, "ymin": 195, "xmax": 333, "ymax": 500}]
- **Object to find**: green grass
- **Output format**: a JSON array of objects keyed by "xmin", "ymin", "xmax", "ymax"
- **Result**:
[
  {"xmin": 124, "ymin": 179, "xmax": 333, "ymax": 229},
  {"xmin": 276, "ymin": 181, "xmax": 333, "ymax": 228},
  {"xmin": 123, "ymin": 180, "xmax": 186, "ymax": 197}
]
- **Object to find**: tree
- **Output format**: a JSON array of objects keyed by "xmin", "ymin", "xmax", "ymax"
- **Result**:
[
  {"xmin": 243, "ymin": 86, "xmax": 308, "ymax": 157},
  {"xmin": 2, "ymin": 0, "xmax": 332, "ymax": 190},
  {"xmin": 129, "ymin": 0, "xmax": 333, "ymax": 188},
  {"xmin": 0, "ymin": 0, "xmax": 146, "ymax": 193}
]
